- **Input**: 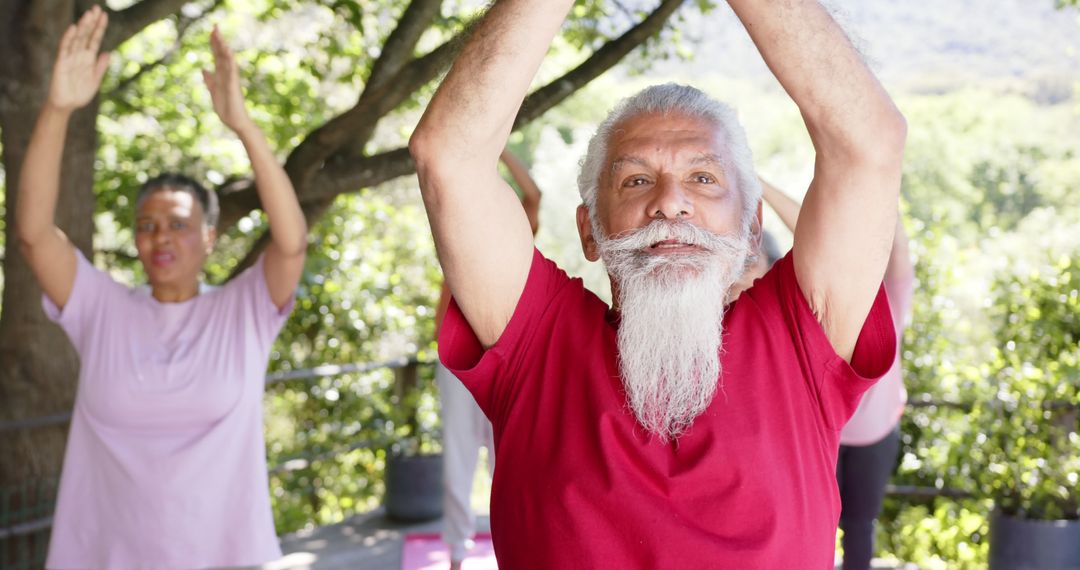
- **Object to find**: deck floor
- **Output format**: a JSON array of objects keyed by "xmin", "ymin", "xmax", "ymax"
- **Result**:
[
  {"xmin": 263, "ymin": 509, "xmax": 915, "ymax": 570},
  {"xmin": 264, "ymin": 509, "xmax": 489, "ymax": 570}
]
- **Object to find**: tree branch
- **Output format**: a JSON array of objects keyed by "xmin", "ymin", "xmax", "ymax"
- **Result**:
[
  {"xmin": 214, "ymin": 177, "xmax": 260, "ymax": 234},
  {"xmin": 216, "ymin": 146, "xmax": 415, "ymax": 235},
  {"xmin": 224, "ymin": 0, "xmax": 687, "ymax": 273},
  {"xmin": 282, "ymin": 38, "xmax": 457, "ymax": 188},
  {"xmin": 224, "ymin": 147, "xmax": 414, "ymax": 279},
  {"xmin": 219, "ymin": 31, "xmax": 457, "ymax": 231},
  {"xmin": 103, "ymin": 0, "xmax": 193, "ymax": 51},
  {"xmin": 612, "ymin": 1, "xmax": 638, "ymax": 21},
  {"xmin": 365, "ymin": 0, "xmax": 444, "ymax": 93},
  {"xmin": 339, "ymin": 0, "xmax": 445, "ymax": 157},
  {"xmin": 308, "ymin": 147, "xmax": 415, "ymax": 203},
  {"xmin": 109, "ymin": 49, "xmax": 177, "ymax": 100},
  {"xmin": 103, "ymin": 0, "xmax": 223, "ymax": 104},
  {"xmin": 228, "ymin": 231, "xmax": 270, "ymax": 281},
  {"xmin": 515, "ymin": 0, "xmax": 686, "ymax": 129}
]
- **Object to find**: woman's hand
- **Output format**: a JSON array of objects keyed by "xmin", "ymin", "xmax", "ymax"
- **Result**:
[
  {"xmin": 49, "ymin": 5, "xmax": 110, "ymax": 113},
  {"xmin": 203, "ymin": 26, "xmax": 255, "ymax": 134}
]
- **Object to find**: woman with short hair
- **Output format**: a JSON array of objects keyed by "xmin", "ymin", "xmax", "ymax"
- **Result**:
[{"xmin": 16, "ymin": 6, "xmax": 307, "ymax": 568}]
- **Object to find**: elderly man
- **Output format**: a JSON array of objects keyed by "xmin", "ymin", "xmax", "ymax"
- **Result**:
[{"xmin": 410, "ymin": 0, "xmax": 906, "ymax": 568}]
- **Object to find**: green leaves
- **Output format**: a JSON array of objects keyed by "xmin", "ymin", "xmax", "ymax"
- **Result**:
[
  {"xmin": 75, "ymin": 0, "xmax": 698, "ymax": 536},
  {"xmin": 263, "ymin": 185, "xmax": 443, "ymax": 532},
  {"xmin": 974, "ymin": 252, "xmax": 1080, "ymax": 521},
  {"xmin": 877, "ymin": 90, "xmax": 1080, "ymax": 565}
]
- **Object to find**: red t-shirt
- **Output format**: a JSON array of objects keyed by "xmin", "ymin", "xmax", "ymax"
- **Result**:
[{"xmin": 439, "ymin": 249, "xmax": 896, "ymax": 569}]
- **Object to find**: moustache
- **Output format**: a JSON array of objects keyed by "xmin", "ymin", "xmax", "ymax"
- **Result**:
[{"xmin": 598, "ymin": 219, "xmax": 745, "ymax": 256}]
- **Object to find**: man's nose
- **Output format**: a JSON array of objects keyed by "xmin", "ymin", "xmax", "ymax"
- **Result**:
[{"xmin": 646, "ymin": 175, "xmax": 694, "ymax": 221}]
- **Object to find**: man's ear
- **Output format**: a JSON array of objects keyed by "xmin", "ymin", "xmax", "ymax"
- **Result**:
[{"xmin": 576, "ymin": 204, "xmax": 601, "ymax": 262}]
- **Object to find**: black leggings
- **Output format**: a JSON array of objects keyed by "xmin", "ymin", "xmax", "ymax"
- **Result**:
[{"xmin": 836, "ymin": 427, "xmax": 901, "ymax": 570}]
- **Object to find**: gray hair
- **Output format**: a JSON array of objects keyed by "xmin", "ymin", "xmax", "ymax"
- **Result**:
[{"xmin": 577, "ymin": 83, "xmax": 761, "ymax": 235}]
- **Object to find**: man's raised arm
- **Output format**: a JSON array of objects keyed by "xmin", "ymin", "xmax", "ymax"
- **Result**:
[
  {"xmin": 409, "ymin": 1, "xmax": 573, "ymax": 348},
  {"xmin": 728, "ymin": 0, "xmax": 907, "ymax": 361}
]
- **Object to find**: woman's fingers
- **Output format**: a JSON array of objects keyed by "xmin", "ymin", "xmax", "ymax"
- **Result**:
[
  {"xmin": 202, "ymin": 68, "xmax": 218, "ymax": 94},
  {"xmin": 86, "ymin": 9, "xmax": 108, "ymax": 53},
  {"xmin": 210, "ymin": 26, "xmax": 224, "ymax": 61},
  {"xmin": 93, "ymin": 52, "xmax": 111, "ymax": 85},
  {"xmin": 208, "ymin": 26, "xmax": 238, "ymax": 85},
  {"xmin": 60, "ymin": 6, "xmax": 106, "ymax": 59},
  {"xmin": 58, "ymin": 24, "xmax": 77, "ymax": 57},
  {"xmin": 75, "ymin": 7, "xmax": 97, "ymax": 50}
]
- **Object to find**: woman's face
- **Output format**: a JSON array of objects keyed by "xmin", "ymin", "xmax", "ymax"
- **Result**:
[{"xmin": 134, "ymin": 188, "xmax": 215, "ymax": 293}]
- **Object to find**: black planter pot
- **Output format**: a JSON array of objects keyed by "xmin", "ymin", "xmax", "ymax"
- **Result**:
[
  {"xmin": 384, "ymin": 452, "xmax": 444, "ymax": 522},
  {"xmin": 989, "ymin": 509, "xmax": 1080, "ymax": 570}
]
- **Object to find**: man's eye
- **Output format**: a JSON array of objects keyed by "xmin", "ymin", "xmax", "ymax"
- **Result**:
[
  {"xmin": 171, "ymin": 221, "xmax": 188, "ymax": 230},
  {"xmin": 623, "ymin": 176, "xmax": 650, "ymax": 187},
  {"xmin": 693, "ymin": 173, "xmax": 717, "ymax": 184},
  {"xmin": 136, "ymin": 223, "xmax": 154, "ymax": 233}
]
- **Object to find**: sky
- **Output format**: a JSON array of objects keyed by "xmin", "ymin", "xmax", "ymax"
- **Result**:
[
  {"xmin": 657, "ymin": 0, "xmax": 1080, "ymax": 96},
  {"xmin": 530, "ymin": 0, "xmax": 1080, "ymax": 297}
]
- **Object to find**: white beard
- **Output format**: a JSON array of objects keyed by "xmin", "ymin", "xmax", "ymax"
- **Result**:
[{"xmin": 596, "ymin": 219, "xmax": 751, "ymax": 442}]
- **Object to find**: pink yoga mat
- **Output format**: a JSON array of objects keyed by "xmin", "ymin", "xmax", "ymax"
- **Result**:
[{"xmin": 401, "ymin": 533, "xmax": 497, "ymax": 570}]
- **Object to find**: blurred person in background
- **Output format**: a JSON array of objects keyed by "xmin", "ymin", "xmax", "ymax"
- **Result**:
[
  {"xmin": 747, "ymin": 177, "xmax": 914, "ymax": 570},
  {"xmin": 16, "ymin": 7, "xmax": 306, "ymax": 568},
  {"xmin": 433, "ymin": 149, "xmax": 541, "ymax": 570}
]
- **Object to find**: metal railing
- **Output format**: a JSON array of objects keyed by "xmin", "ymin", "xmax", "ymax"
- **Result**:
[
  {"xmin": 0, "ymin": 356, "xmax": 432, "ymax": 548},
  {"xmin": 2, "ymin": 381, "xmax": 1061, "ymax": 545},
  {"xmin": 0, "ymin": 356, "xmax": 427, "ymax": 434}
]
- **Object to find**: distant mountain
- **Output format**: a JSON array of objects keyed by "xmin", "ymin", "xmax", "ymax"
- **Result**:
[{"xmin": 653, "ymin": 0, "xmax": 1080, "ymax": 99}]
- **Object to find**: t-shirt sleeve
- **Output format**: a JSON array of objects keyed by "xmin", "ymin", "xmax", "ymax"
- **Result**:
[
  {"xmin": 41, "ymin": 249, "xmax": 124, "ymax": 353},
  {"xmin": 754, "ymin": 251, "xmax": 897, "ymax": 431},
  {"xmin": 438, "ymin": 248, "xmax": 570, "ymax": 420},
  {"xmin": 223, "ymin": 254, "xmax": 297, "ymax": 350}
]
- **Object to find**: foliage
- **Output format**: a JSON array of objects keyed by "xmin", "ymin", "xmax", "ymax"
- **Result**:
[
  {"xmin": 881, "ymin": 499, "xmax": 990, "ymax": 570},
  {"xmin": 506, "ymin": 78, "xmax": 1080, "ymax": 567},
  {"xmin": 41, "ymin": 0, "xmax": 707, "ymax": 537},
  {"xmin": 968, "ymin": 247, "xmax": 1079, "ymax": 521},
  {"xmin": 475, "ymin": 77, "xmax": 1080, "ymax": 567},
  {"xmin": 260, "ymin": 183, "xmax": 444, "ymax": 531},
  {"xmin": 866, "ymin": 90, "xmax": 1080, "ymax": 566},
  {"xmin": 3, "ymin": 0, "xmax": 1078, "ymax": 556}
]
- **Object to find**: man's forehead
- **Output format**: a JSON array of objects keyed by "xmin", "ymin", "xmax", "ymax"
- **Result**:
[
  {"xmin": 610, "ymin": 115, "xmax": 726, "ymax": 153},
  {"xmin": 611, "ymin": 151, "xmax": 724, "ymax": 169},
  {"xmin": 616, "ymin": 110, "xmax": 722, "ymax": 135}
]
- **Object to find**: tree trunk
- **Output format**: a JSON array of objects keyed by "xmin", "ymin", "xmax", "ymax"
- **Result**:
[{"xmin": 0, "ymin": 0, "xmax": 98, "ymax": 495}]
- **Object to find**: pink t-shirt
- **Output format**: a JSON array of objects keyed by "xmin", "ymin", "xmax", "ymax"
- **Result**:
[
  {"xmin": 43, "ymin": 251, "xmax": 293, "ymax": 570},
  {"xmin": 440, "ymin": 249, "xmax": 896, "ymax": 569},
  {"xmin": 839, "ymin": 270, "xmax": 915, "ymax": 446}
]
